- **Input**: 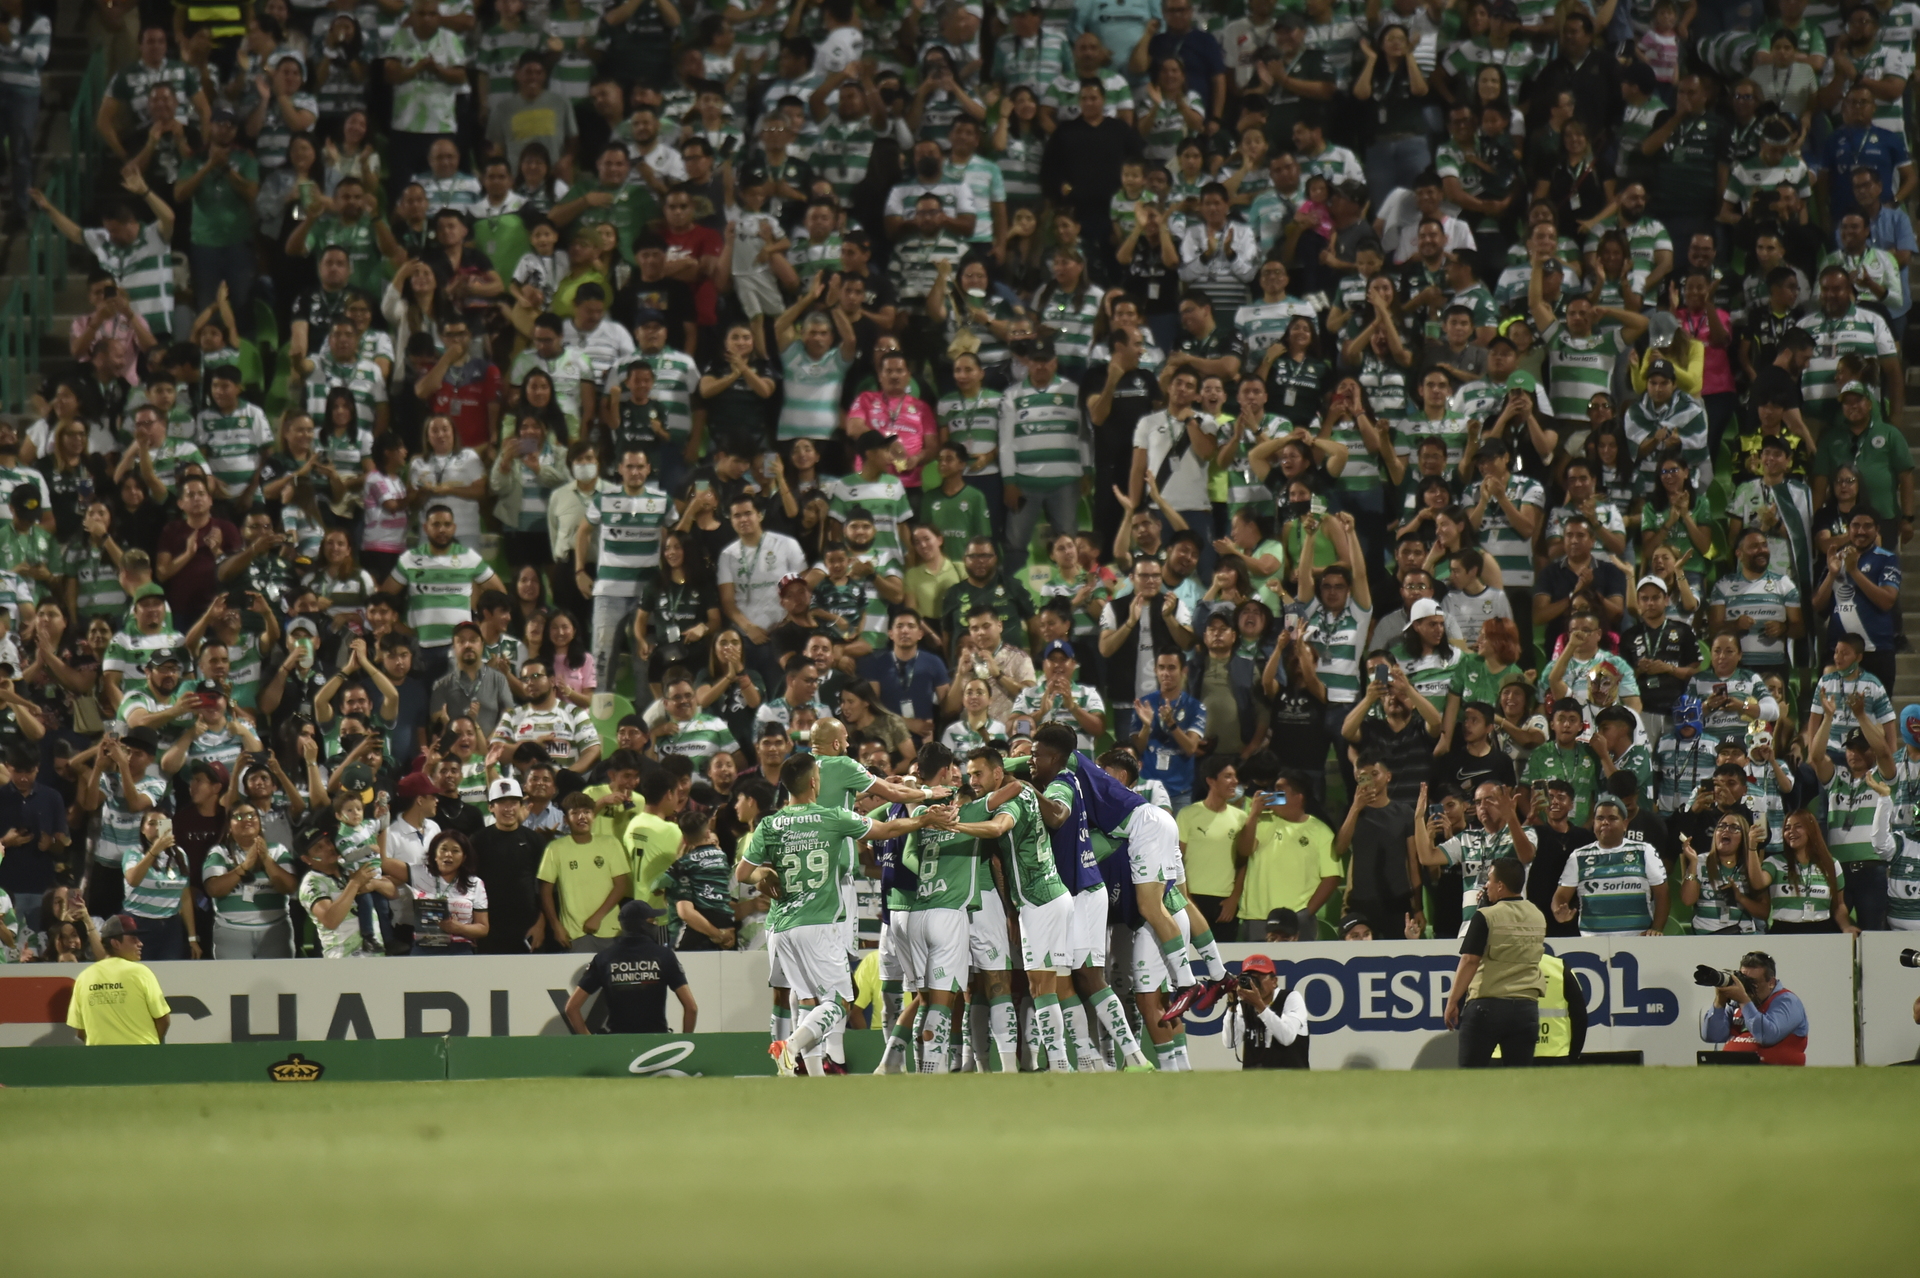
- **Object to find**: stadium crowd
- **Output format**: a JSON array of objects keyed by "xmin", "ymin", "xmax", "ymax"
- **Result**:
[{"xmin": 2, "ymin": 0, "xmax": 1920, "ymax": 1066}]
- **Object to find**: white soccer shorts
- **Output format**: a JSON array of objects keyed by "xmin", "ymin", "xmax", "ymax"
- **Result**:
[
  {"xmin": 1124, "ymin": 805, "xmax": 1182, "ymax": 885},
  {"xmin": 969, "ymin": 898, "xmax": 1012, "ymax": 972},
  {"xmin": 899, "ymin": 908, "xmax": 969, "ymax": 993},
  {"xmin": 1131, "ymin": 923, "xmax": 1172, "ymax": 995},
  {"xmin": 1069, "ymin": 887, "xmax": 1108, "ymax": 968},
  {"xmin": 776, "ymin": 923, "xmax": 853, "ymax": 1004},
  {"xmin": 1016, "ymin": 894, "xmax": 1075, "ymax": 974},
  {"xmin": 877, "ymin": 917, "xmax": 904, "ymax": 983}
]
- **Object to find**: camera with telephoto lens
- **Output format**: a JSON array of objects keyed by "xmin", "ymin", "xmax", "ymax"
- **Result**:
[
  {"xmin": 1900, "ymin": 949, "xmax": 1920, "ymax": 968},
  {"xmin": 1694, "ymin": 964, "xmax": 1757, "ymax": 994}
]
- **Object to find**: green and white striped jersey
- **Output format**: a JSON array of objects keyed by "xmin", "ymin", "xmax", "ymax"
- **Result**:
[
  {"xmin": 181, "ymin": 723, "xmax": 248, "ymax": 779},
  {"xmin": 1889, "ymin": 833, "xmax": 1920, "ymax": 927},
  {"xmin": 1031, "ymin": 284, "xmax": 1104, "ymax": 373},
  {"xmin": 194, "ymin": 401, "xmax": 274, "ymax": 494},
  {"xmin": 0, "ymin": 888, "xmax": 13, "ymax": 960},
  {"xmin": 1725, "ymin": 155, "xmax": 1812, "ymax": 214},
  {"xmin": 778, "ymin": 342, "xmax": 852, "ymax": 441},
  {"xmin": 1304, "ymin": 599, "xmax": 1371, "ymax": 704},
  {"xmin": 1813, "ymin": 668, "xmax": 1894, "ymax": 758},
  {"xmin": 938, "ymin": 388, "xmax": 1003, "ymax": 478},
  {"xmin": 390, "ymin": 543, "xmax": 496, "ymax": 648},
  {"xmin": 1402, "ymin": 645, "xmax": 1464, "ymax": 707},
  {"xmin": 1624, "ymin": 390, "xmax": 1710, "ymax": 489},
  {"xmin": 298, "ymin": 869, "xmax": 370, "ymax": 958},
  {"xmin": 1707, "ymin": 569, "xmax": 1799, "ymax": 668},
  {"xmin": 1797, "ymin": 306, "xmax": 1896, "ymax": 407},
  {"xmin": 997, "ymin": 377, "xmax": 1084, "ymax": 491},
  {"xmin": 1851, "ymin": 41, "xmax": 1916, "ymax": 140},
  {"xmin": 202, "ymin": 842, "xmax": 297, "ymax": 927},
  {"xmin": 122, "ymin": 845, "xmax": 190, "ymax": 919},
  {"xmin": 1009, "ymin": 683, "xmax": 1106, "ymax": 754},
  {"xmin": 1824, "ymin": 766, "xmax": 1894, "ymax": 863},
  {"xmin": 1653, "ymin": 731, "xmax": 1720, "ymax": 813},
  {"xmin": 1140, "ymin": 88, "xmax": 1205, "ymax": 161},
  {"xmin": 1441, "ymin": 35, "xmax": 1540, "ymax": 87},
  {"xmin": 741, "ymin": 801, "xmax": 871, "ymax": 932},
  {"xmin": 302, "ymin": 354, "xmax": 388, "ymax": 431},
  {"xmin": 788, "ymin": 233, "xmax": 843, "ymax": 287},
  {"xmin": 816, "ymin": 116, "xmax": 881, "ymax": 199},
  {"xmin": 0, "ymin": 522, "xmax": 52, "ymax": 607},
  {"xmin": 1043, "ymin": 70, "xmax": 1134, "ymax": 120},
  {"xmin": 1689, "ymin": 858, "xmax": 1765, "ymax": 934},
  {"xmin": 1559, "ymin": 836, "xmax": 1666, "ymax": 934},
  {"xmin": 148, "ymin": 439, "xmax": 210, "ymax": 493},
  {"xmin": 1223, "ymin": 414, "xmax": 1288, "ymax": 513},
  {"xmin": 83, "ymin": 223, "xmax": 175, "ymax": 337},
  {"xmin": 509, "ymin": 346, "xmax": 597, "ymax": 429},
  {"xmin": 1234, "ymin": 298, "xmax": 1318, "ymax": 360},
  {"xmin": 584, "ymin": 484, "xmax": 672, "ymax": 597},
  {"xmin": 493, "ymin": 700, "xmax": 596, "ymax": 764},
  {"xmin": 1579, "ymin": 214, "xmax": 1671, "ymax": 293},
  {"xmin": 1541, "ymin": 321, "xmax": 1632, "ymax": 421},
  {"xmin": 1440, "ymin": 826, "xmax": 1533, "ymax": 934},
  {"xmin": 115, "ymin": 689, "xmax": 185, "ymax": 755},
  {"xmin": 95, "ymin": 769, "xmax": 168, "ymax": 866},
  {"xmin": 103, "ymin": 627, "xmax": 186, "ymax": 698},
  {"xmin": 618, "ymin": 349, "xmax": 700, "ymax": 440},
  {"xmin": 1395, "ymin": 406, "xmax": 1473, "ymax": 474},
  {"xmin": 1318, "ymin": 411, "xmax": 1385, "ymax": 491},
  {"xmin": 945, "ymin": 155, "xmax": 1007, "ymax": 245},
  {"xmin": 830, "ymin": 474, "xmax": 913, "ymax": 560},
  {"xmin": 994, "ymin": 785, "xmax": 1067, "ymax": 909},
  {"xmin": 1762, "ymin": 853, "xmax": 1842, "ymax": 924},
  {"xmin": 58, "ymin": 535, "xmax": 127, "ymax": 622},
  {"xmin": 655, "ymin": 711, "xmax": 739, "ymax": 763},
  {"xmin": 905, "ymin": 797, "xmax": 988, "ymax": 912},
  {"xmin": 385, "ymin": 25, "xmax": 466, "ymax": 132},
  {"xmin": 1459, "ymin": 473, "xmax": 1545, "ymax": 587}
]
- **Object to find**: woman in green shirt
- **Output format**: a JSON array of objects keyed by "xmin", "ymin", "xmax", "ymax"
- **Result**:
[
  {"xmin": 1442, "ymin": 615, "xmax": 1526, "ymax": 747},
  {"xmin": 1680, "ymin": 812, "xmax": 1769, "ymax": 935},
  {"xmin": 1637, "ymin": 449, "xmax": 1714, "ymax": 587},
  {"xmin": 1753, "ymin": 811, "xmax": 1857, "ymax": 934},
  {"xmin": 1024, "ymin": 533, "xmax": 1106, "ymax": 640}
]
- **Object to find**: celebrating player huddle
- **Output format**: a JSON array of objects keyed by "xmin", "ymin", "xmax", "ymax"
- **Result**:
[{"xmin": 738, "ymin": 722, "xmax": 1226, "ymax": 1074}]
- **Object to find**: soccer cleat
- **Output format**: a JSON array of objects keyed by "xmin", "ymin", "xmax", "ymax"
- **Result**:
[
  {"xmin": 1121, "ymin": 1050, "xmax": 1157, "ymax": 1072},
  {"xmin": 769, "ymin": 1039, "xmax": 797, "ymax": 1077},
  {"xmin": 1159, "ymin": 980, "xmax": 1206, "ymax": 1024},
  {"xmin": 820, "ymin": 1058, "xmax": 848, "ymax": 1075},
  {"xmin": 1187, "ymin": 979, "xmax": 1228, "ymax": 1017}
]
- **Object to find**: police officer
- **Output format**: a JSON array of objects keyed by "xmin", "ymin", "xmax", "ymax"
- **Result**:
[
  {"xmin": 1443, "ymin": 857, "xmax": 1546, "ymax": 1067},
  {"xmin": 562, "ymin": 901, "xmax": 699, "ymax": 1035},
  {"xmin": 1223, "ymin": 954, "xmax": 1310, "ymax": 1069}
]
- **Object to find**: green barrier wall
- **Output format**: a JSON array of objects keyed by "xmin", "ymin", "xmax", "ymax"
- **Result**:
[
  {"xmin": 0, "ymin": 1038, "xmax": 449, "ymax": 1088},
  {"xmin": 0, "ymin": 1033, "xmax": 886, "ymax": 1087}
]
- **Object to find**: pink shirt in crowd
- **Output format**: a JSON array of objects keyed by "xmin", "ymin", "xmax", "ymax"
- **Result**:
[{"xmin": 846, "ymin": 390, "xmax": 938, "ymax": 487}]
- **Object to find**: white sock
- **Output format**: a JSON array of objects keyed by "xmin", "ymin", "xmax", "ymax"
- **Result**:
[
  {"xmin": 826, "ymin": 1008, "xmax": 846, "ymax": 1065},
  {"xmin": 989, "ymin": 996, "xmax": 1019, "ymax": 1073},
  {"xmin": 1062, "ymin": 997, "xmax": 1099, "ymax": 1070},
  {"xmin": 1191, "ymin": 930, "xmax": 1227, "ymax": 981},
  {"xmin": 1019, "ymin": 1000, "xmax": 1038, "ymax": 1072},
  {"xmin": 1091, "ymin": 987, "xmax": 1146, "ymax": 1064},
  {"xmin": 1169, "ymin": 1043, "xmax": 1191, "ymax": 1072},
  {"xmin": 1036, "ymin": 996, "xmax": 1072, "ymax": 1072},
  {"xmin": 968, "ymin": 1000, "xmax": 991, "ymax": 1071},
  {"xmin": 789, "ymin": 998, "xmax": 843, "ymax": 1057},
  {"xmin": 918, "ymin": 1004, "xmax": 951, "ymax": 1074},
  {"xmin": 771, "ymin": 1007, "xmax": 791, "ymax": 1044}
]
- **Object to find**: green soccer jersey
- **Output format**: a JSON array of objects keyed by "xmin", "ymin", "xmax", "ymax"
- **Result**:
[
  {"xmin": 1624, "ymin": 391, "xmax": 1710, "ymax": 490},
  {"xmin": 58, "ymin": 534, "xmax": 126, "ymax": 622},
  {"xmin": 663, "ymin": 842, "xmax": 735, "ymax": 919},
  {"xmin": 104, "ymin": 627, "xmax": 187, "ymax": 698},
  {"xmin": 194, "ymin": 401, "xmax": 274, "ymax": 495},
  {"xmin": 1541, "ymin": 321, "xmax": 1632, "ymax": 422},
  {"xmin": 1524, "ymin": 741, "xmax": 1602, "ymax": 826},
  {"xmin": 1031, "ymin": 286, "xmax": 1104, "ymax": 374},
  {"xmin": 1813, "ymin": 668, "xmax": 1895, "ymax": 759},
  {"xmin": 83, "ymin": 224, "xmax": 175, "ymax": 338},
  {"xmin": 919, "ymin": 483, "xmax": 992, "ymax": 562},
  {"xmin": 906, "ymin": 797, "xmax": 988, "ymax": 912},
  {"xmin": 1395, "ymin": 406, "xmax": 1473, "ymax": 475},
  {"xmin": 298, "ymin": 869, "xmax": 369, "ymax": 958},
  {"xmin": 584, "ymin": 483, "xmax": 672, "ymax": 598},
  {"xmin": 997, "ymin": 376, "xmax": 1084, "ymax": 491},
  {"xmin": 202, "ymin": 842, "xmax": 297, "ymax": 928},
  {"xmin": 742, "ymin": 801, "xmax": 873, "ymax": 931},
  {"xmin": 1560, "ymin": 836, "xmax": 1664, "ymax": 934},
  {"xmin": 1459, "ymin": 474, "xmax": 1546, "ymax": 589},
  {"xmin": 302, "ymin": 354, "xmax": 387, "ymax": 433},
  {"xmin": 1824, "ymin": 767, "xmax": 1893, "ymax": 863},
  {"xmin": 390, "ymin": 543, "xmax": 497, "ymax": 649},
  {"xmin": 1888, "ymin": 833, "xmax": 1920, "ymax": 927},
  {"xmin": 778, "ymin": 342, "xmax": 853, "ymax": 442},
  {"xmin": 121, "ymin": 846, "xmax": 190, "ymax": 920},
  {"xmin": 830, "ymin": 473, "xmax": 913, "ymax": 560},
  {"xmin": 1762, "ymin": 853, "xmax": 1842, "ymax": 924},
  {"xmin": 939, "ymin": 389, "xmax": 1003, "ymax": 479},
  {"xmin": 993, "ymin": 785, "xmax": 1066, "ymax": 909},
  {"xmin": 1688, "ymin": 858, "xmax": 1766, "ymax": 934},
  {"xmin": 0, "ymin": 522, "xmax": 52, "ymax": 607}
]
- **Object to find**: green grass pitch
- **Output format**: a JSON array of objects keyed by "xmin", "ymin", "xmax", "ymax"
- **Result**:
[{"xmin": 5, "ymin": 1069, "xmax": 1915, "ymax": 1274}]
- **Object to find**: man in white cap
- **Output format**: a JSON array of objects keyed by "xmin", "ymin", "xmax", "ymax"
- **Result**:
[
  {"xmin": 472, "ymin": 776, "xmax": 549, "ymax": 954},
  {"xmin": 1620, "ymin": 573, "xmax": 1700, "ymax": 744}
]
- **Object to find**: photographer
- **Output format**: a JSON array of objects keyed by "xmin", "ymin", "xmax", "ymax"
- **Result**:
[
  {"xmin": 1444, "ymin": 857, "xmax": 1546, "ymax": 1068},
  {"xmin": 1222, "ymin": 954, "xmax": 1309, "ymax": 1069},
  {"xmin": 1699, "ymin": 950, "xmax": 1808, "ymax": 1065}
]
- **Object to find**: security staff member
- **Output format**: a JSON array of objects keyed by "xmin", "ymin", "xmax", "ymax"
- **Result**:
[
  {"xmin": 1532, "ymin": 951, "xmax": 1589, "ymax": 1062},
  {"xmin": 1444, "ymin": 857, "xmax": 1546, "ymax": 1067},
  {"xmin": 563, "ymin": 901, "xmax": 699, "ymax": 1035},
  {"xmin": 1223, "ymin": 954, "xmax": 1310, "ymax": 1069},
  {"xmin": 66, "ymin": 915, "xmax": 171, "ymax": 1046}
]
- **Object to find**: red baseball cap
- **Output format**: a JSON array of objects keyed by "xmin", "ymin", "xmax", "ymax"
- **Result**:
[
  {"xmin": 397, "ymin": 771, "xmax": 438, "ymax": 800},
  {"xmin": 1240, "ymin": 954, "xmax": 1277, "ymax": 975}
]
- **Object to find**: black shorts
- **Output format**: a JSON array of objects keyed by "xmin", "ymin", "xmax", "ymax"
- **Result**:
[{"xmin": 675, "ymin": 908, "xmax": 736, "ymax": 950}]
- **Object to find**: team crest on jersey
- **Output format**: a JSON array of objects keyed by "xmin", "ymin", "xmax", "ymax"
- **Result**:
[{"xmin": 594, "ymin": 855, "xmax": 605, "ymax": 867}]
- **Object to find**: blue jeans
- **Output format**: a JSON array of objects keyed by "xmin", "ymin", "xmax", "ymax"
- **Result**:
[
  {"xmin": 1005, "ymin": 482, "xmax": 1081, "ymax": 564},
  {"xmin": 190, "ymin": 242, "xmax": 258, "ymax": 337},
  {"xmin": 1, "ymin": 88, "xmax": 38, "ymax": 216},
  {"xmin": 1364, "ymin": 136, "xmax": 1432, "ymax": 205}
]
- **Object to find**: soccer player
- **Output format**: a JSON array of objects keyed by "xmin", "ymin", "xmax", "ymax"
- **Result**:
[
  {"xmin": 736, "ymin": 753, "xmax": 932, "ymax": 1076},
  {"xmin": 1032, "ymin": 728, "xmax": 1155, "ymax": 1071},
  {"xmin": 926, "ymin": 747, "xmax": 1079, "ymax": 1072}
]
